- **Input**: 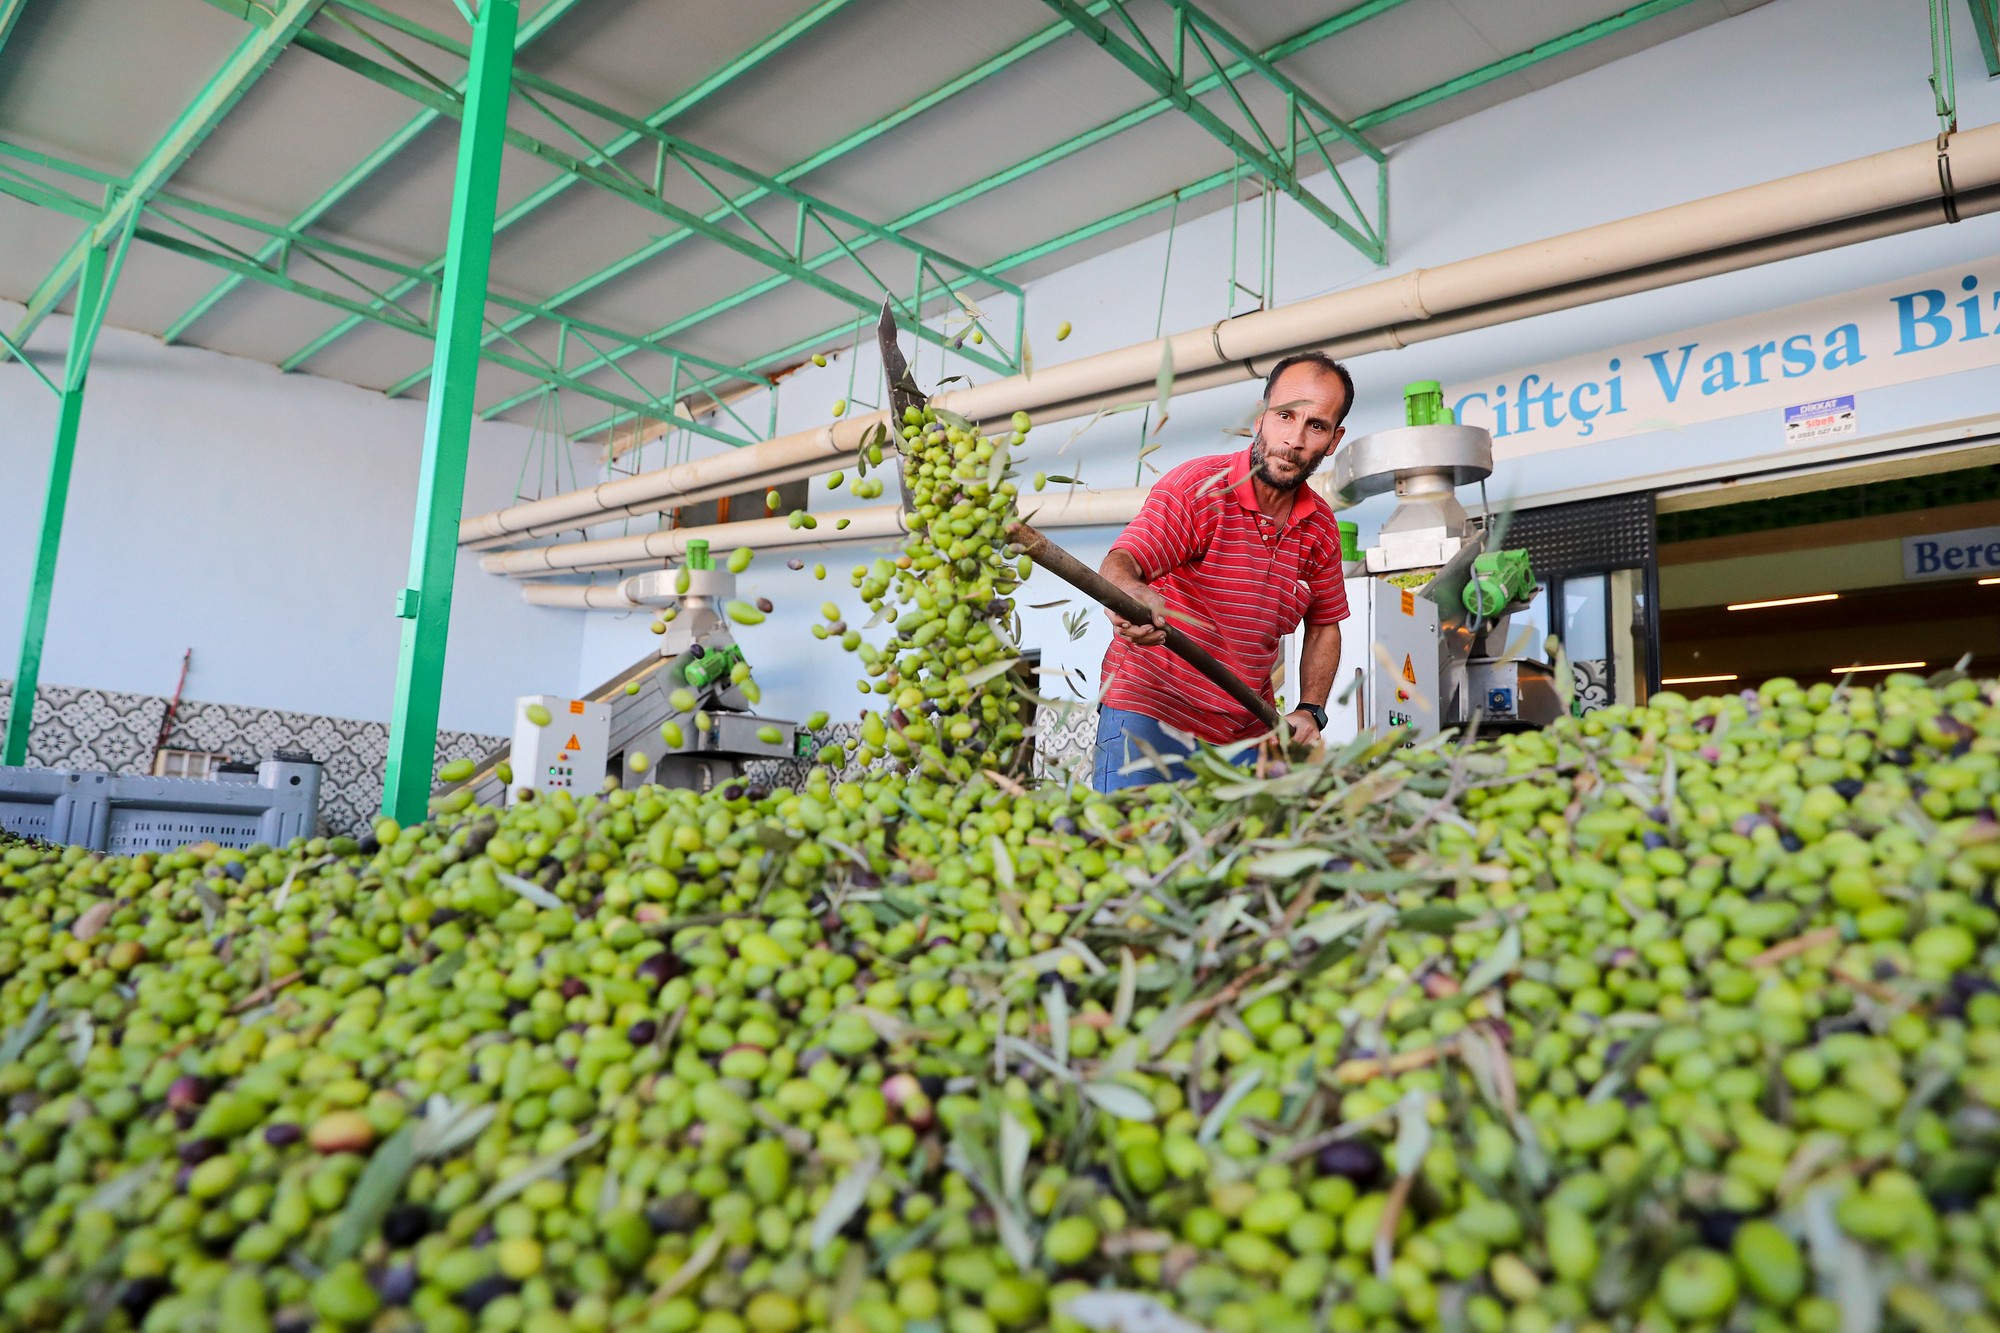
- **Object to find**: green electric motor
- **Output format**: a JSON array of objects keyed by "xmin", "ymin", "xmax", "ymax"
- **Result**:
[
  {"xmin": 1403, "ymin": 380, "xmax": 1456, "ymax": 427},
  {"xmin": 1462, "ymin": 548, "xmax": 1536, "ymax": 617},
  {"xmin": 681, "ymin": 641, "xmax": 745, "ymax": 691}
]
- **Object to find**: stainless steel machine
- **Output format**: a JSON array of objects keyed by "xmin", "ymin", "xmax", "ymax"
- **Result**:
[
  {"xmin": 1327, "ymin": 381, "xmax": 1565, "ymax": 739},
  {"xmin": 613, "ymin": 539, "xmax": 801, "ymax": 790}
]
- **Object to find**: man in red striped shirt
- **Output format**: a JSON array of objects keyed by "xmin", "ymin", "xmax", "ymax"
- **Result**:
[{"xmin": 1093, "ymin": 351, "xmax": 1352, "ymax": 791}]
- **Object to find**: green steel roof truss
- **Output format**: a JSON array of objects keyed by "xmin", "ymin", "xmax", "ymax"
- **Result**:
[
  {"xmin": 0, "ymin": 141, "xmax": 770, "ymax": 448},
  {"xmin": 1035, "ymin": 0, "xmax": 1387, "ymax": 263},
  {"xmin": 1, "ymin": 0, "xmax": 325, "ymax": 363},
  {"xmin": 157, "ymin": 0, "xmax": 591, "ymax": 347},
  {"xmin": 277, "ymin": 0, "xmax": 1018, "ymax": 385},
  {"xmin": 270, "ymin": 0, "xmax": 860, "ymax": 376},
  {"xmin": 508, "ymin": 0, "xmax": 1415, "ymax": 434},
  {"xmin": 1967, "ymin": 0, "xmax": 2000, "ymax": 77},
  {"xmin": 555, "ymin": 0, "xmax": 1710, "ymax": 443}
]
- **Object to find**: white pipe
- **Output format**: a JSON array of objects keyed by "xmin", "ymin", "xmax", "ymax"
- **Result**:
[
  {"xmin": 508, "ymin": 481, "xmax": 1188, "ymax": 594},
  {"xmin": 485, "ymin": 506, "xmax": 912, "ymax": 576},
  {"xmin": 463, "ymin": 123, "xmax": 2000, "ymax": 549},
  {"xmin": 503, "ymin": 184, "xmax": 2000, "ymax": 585}
]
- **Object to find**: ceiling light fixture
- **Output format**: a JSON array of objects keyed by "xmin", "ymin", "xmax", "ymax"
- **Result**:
[
  {"xmin": 1981, "ymin": 576, "xmax": 2000, "ymax": 586},
  {"xmin": 1831, "ymin": 661, "xmax": 1926, "ymax": 674},
  {"xmin": 1726, "ymin": 593, "xmax": 1839, "ymax": 611},
  {"xmin": 1661, "ymin": 673, "xmax": 1739, "ymax": 685}
]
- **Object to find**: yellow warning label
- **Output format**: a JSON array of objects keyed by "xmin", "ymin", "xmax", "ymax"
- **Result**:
[
  {"xmin": 564, "ymin": 733, "xmax": 582, "ymax": 750},
  {"xmin": 1400, "ymin": 589, "xmax": 1415, "ymax": 615},
  {"xmin": 569, "ymin": 700, "xmax": 586, "ymax": 714},
  {"xmin": 1401, "ymin": 654, "xmax": 1417, "ymax": 684}
]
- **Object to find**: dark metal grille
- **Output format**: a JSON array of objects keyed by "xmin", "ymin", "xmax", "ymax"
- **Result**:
[{"xmin": 1489, "ymin": 492, "xmax": 1655, "ymax": 578}]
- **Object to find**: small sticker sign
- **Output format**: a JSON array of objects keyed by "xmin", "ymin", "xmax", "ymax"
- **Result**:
[
  {"xmin": 1401, "ymin": 654, "xmax": 1418, "ymax": 684},
  {"xmin": 1783, "ymin": 394, "xmax": 1855, "ymax": 445},
  {"xmin": 1400, "ymin": 589, "xmax": 1415, "ymax": 615}
]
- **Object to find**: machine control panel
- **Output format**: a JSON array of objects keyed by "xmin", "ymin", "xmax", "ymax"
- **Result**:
[{"xmin": 509, "ymin": 696, "xmax": 611, "ymax": 802}]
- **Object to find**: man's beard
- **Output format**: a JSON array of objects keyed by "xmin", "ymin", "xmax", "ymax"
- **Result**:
[{"xmin": 1250, "ymin": 433, "xmax": 1320, "ymax": 492}]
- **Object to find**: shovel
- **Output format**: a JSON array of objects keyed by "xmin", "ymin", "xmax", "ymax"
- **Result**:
[
  {"xmin": 878, "ymin": 303, "xmax": 1283, "ymax": 737},
  {"xmin": 1005, "ymin": 520, "xmax": 1284, "ymax": 734}
]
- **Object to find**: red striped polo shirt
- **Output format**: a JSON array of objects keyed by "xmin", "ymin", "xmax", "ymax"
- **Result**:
[{"xmin": 1101, "ymin": 449, "xmax": 1349, "ymax": 742}]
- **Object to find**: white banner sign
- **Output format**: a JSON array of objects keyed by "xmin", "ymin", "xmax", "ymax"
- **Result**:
[
  {"xmin": 1445, "ymin": 256, "xmax": 2000, "ymax": 458},
  {"xmin": 1904, "ymin": 525, "xmax": 2000, "ymax": 581}
]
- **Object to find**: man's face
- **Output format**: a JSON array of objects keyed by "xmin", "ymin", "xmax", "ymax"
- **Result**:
[{"xmin": 1250, "ymin": 364, "xmax": 1348, "ymax": 493}]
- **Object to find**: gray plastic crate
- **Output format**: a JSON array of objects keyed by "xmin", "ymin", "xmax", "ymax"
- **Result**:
[{"xmin": 0, "ymin": 754, "xmax": 322, "ymax": 854}]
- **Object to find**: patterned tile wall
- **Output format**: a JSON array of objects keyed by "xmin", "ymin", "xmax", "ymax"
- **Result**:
[{"xmin": 0, "ymin": 679, "xmax": 504, "ymax": 837}]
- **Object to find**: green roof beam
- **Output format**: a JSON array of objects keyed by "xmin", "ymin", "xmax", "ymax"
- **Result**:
[
  {"xmin": 159, "ymin": 0, "xmax": 586, "ymax": 346},
  {"xmin": 564, "ymin": 0, "xmax": 1708, "ymax": 444},
  {"xmin": 274, "ymin": 0, "xmax": 862, "ymax": 374},
  {"xmin": 0, "ymin": 148, "xmax": 766, "ymax": 449},
  {"xmin": 478, "ymin": 0, "xmax": 1411, "ymax": 423},
  {"xmin": 428, "ymin": 0, "xmax": 1122, "ymax": 414},
  {"xmin": 0, "ymin": 0, "xmax": 31, "ymax": 59},
  {"xmin": 1967, "ymin": 0, "xmax": 2000, "ymax": 78},
  {"xmin": 2, "ymin": 0, "xmax": 323, "ymax": 363},
  {"xmin": 290, "ymin": 26, "xmax": 1018, "ymax": 378},
  {"xmin": 1034, "ymin": 0, "xmax": 1385, "ymax": 262}
]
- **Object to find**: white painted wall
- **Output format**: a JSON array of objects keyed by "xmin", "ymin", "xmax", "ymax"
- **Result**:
[
  {"xmin": 0, "ymin": 310, "xmax": 592, "ymax": 736},
  {"xmin": 568, "ymin": 0, "xmax": 2000, "ymax": 732}
]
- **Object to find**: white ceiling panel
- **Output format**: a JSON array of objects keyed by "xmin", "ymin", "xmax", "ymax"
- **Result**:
[{"xmin": 0, "ymin": 0, "xmax": 1775, "ymax": 430}]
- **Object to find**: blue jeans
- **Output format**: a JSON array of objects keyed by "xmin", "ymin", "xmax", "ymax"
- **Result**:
[{"xmin": 1091, "ymin": 706, "xmax": 1255, "ymax": 792}]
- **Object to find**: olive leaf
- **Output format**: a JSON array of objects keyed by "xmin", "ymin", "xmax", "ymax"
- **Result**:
[
  {"xmin": 1802, "ymin": 1186, "xmax": 1882, "ymax": 1333},
  {"xmin": 193, "ymin": 882, "xmax": 223, "ymax": 933},
  {"xmin": 989, "ymin": 835, "xmax": 1015, "ymax": 893},
  {"xmin": 480, "ymin": 1127, "xmax": 604, "ymax": 1209},
  {"xmin": 962, "ymin": 657, "xmax": 1021, "ymax": 689},
  {"xmin": 427, "ymin": 949, "xmax": 467, "ymax": 988},
  {"xmin": 1153, "ymin": 341, "xmax": 1173, "ymax": 434},
  {"xmin": 809, "ymin": 1142, "xmax": 881, "ymax": 1253},
  {"xmin": 65, "ymin": 1012, "xmax": 93, "ymax": 1068},
  {"xmin": 1462, "ymin": 925, "xmax": 1522, "ymax": 996},
  {"xmin": 653, "ymin": 1226, "xmax": 726, "ymax": 1303},
  {"xmin": 1112, "ymin": 949, "xmax": 1137, "ymax": 1029},
  {"xmin": 412, "ymin": 1094, "xmax": 497, "ymax": 1161},
  {"xmin": 1241, "ymin": 847, "xmax": 1334, "ymax": 880},
  {"xmin": 1197, "ymin": 1069, "xmax": 1262, "ymax": 1145},
  {"xmin": 999, "ymin": 1112, "xmax": 1031, "ymax": 1200},
  {"xmin": 326, "ymin": 1123, "xmax": 416, "ymax": 1264},
  {"xmin": 0, "ymin": 995, "xmax": 53, "ymax": 1066},
  {"xmin": 79, "ymin": 1164, "xmax": 155, "ymax": 1218},
  {"xmin": 495, "ymin": 870, "xmax": 565, "ymax": 912},
  {"xmin": 1062, "ymin": 1291, "xmax": 1206, "ymax": 1333},
  {"xmin": 1391, "ymin": 1089, "xmax": 1432, "ymax": 1178},
  {"xmin": 1044, "ymin": 984, "xmax": 1071, "ymax": 1068},
  {"xmin": 1083, "ymin": 1082, "xmax": 1157, "ymax": 1122},
  {"xmin": 1396, "ymin": 906, "xmax": 1473, "ymax": 935}
]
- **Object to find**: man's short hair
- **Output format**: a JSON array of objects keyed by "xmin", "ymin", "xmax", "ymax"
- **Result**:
[{"xmin": 1262, "ymin": 351, "xmax": 1355, "ymax": 428}]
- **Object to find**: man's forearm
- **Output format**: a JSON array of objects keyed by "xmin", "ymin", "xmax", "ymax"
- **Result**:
[
  {"xmin": 1101, "ymin": 548, "xmax": 1148, "ymax": 594},
  {"xmin": 1298, "ymin": 622, "xmax": 1341, "ymax": 708}
]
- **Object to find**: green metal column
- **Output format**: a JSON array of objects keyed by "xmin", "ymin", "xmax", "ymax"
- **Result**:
[
  {"xmin": 381, "ymin": 0, "xmax": 517, "ymax": 824},
  {"xmin": 5, "ymin": 233, "xmax": 127, "ymax": 766}
]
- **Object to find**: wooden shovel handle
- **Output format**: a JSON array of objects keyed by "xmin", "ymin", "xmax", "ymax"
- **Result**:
[{"xmin": 1006, "ymin": 521, "xmax": 1284, "ymax": 733}]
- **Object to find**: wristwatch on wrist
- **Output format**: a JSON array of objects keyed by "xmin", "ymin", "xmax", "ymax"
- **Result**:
[{"xmin": 1298, "ymin": 703, "xmax": 1328, "ymax": 730}]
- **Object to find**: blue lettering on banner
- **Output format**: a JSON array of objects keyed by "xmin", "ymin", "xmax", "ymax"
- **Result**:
[
  {"xmin": 1445, "ymin": 261, "xmax": 2000, "ymax": 456},
  {"xmin": 1903, "ymin": 525, "xmax": 2000, "ymax": 581}
]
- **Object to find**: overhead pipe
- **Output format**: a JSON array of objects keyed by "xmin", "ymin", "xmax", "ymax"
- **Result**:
[
  {"xmin": 502, "ymin": 483, "xmax": 1160, "ymax": 588},
  {"xmin": 462, "ymin": 122, "xmax": 2000, "ymax": 551},
  {"xmin": 502, "ymin": 182, "xmax": 2000, "ymax": 586}
]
